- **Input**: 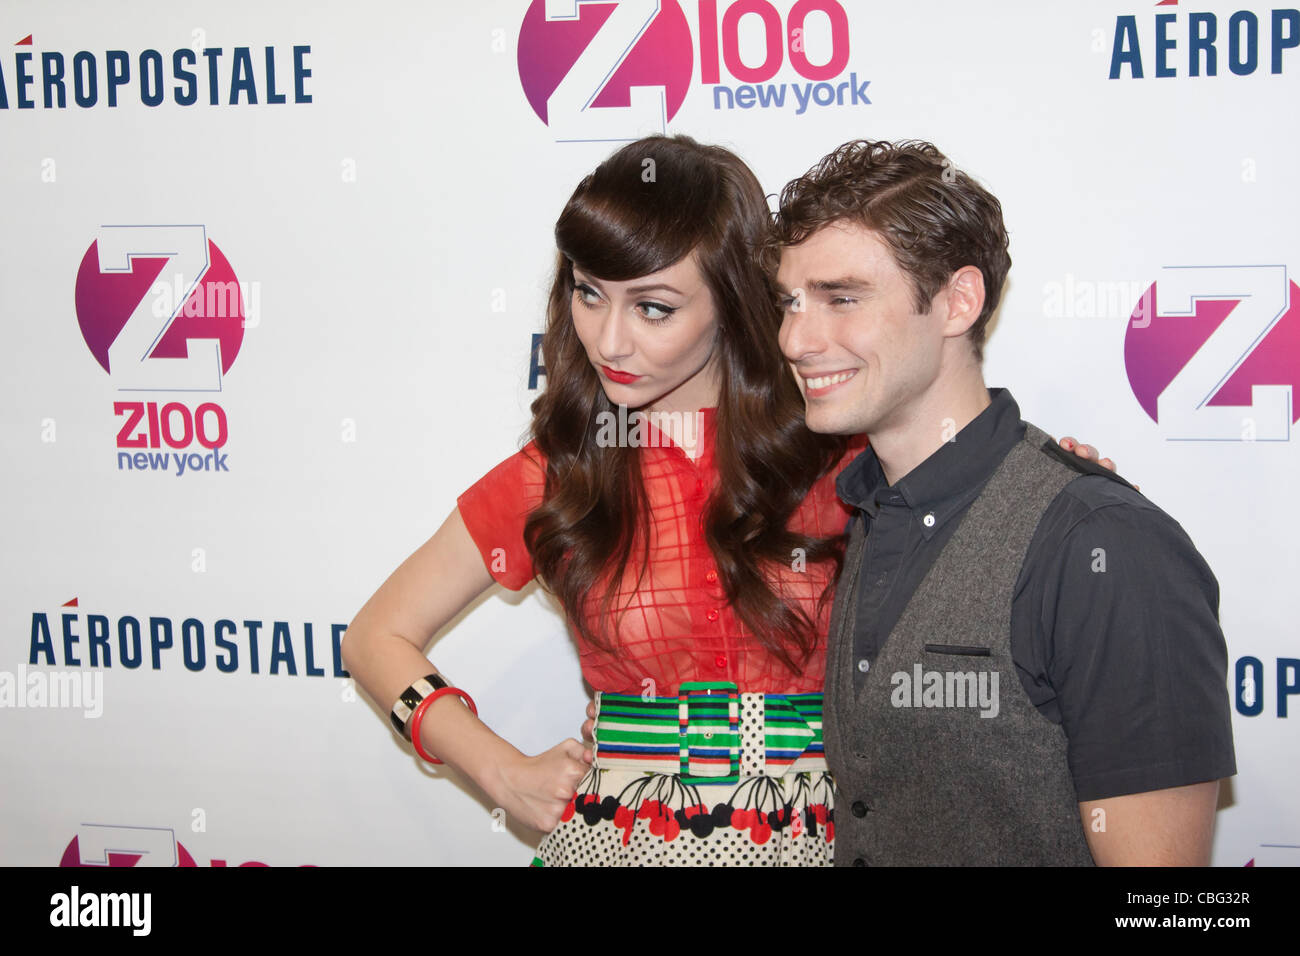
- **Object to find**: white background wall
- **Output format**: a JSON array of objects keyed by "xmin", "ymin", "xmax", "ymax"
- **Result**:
[{"xmin": 1, "ymin": 0, "xmax": 1294, "ymax": 866}]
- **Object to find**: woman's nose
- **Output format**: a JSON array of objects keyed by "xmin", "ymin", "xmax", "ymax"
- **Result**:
[{"xmin": 598, "ymin": 309, "xmax": 632, "ymax": 361}]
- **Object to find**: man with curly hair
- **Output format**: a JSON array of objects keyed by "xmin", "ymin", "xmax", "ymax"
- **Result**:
[{"xmin": 773, "ymin": 140, "xmax": 1236, "ymax": 866}]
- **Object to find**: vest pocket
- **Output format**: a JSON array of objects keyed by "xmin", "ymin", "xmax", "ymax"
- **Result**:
[{"xmin": 922, "ymin": 643, "xmax": 991, "ymax": 656}]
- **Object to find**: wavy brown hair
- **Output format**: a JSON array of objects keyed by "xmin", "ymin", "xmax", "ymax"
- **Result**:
[
  {"xmin": 523, "ymin": 135, "xmax": 848, "ymax": 674},
  {"xmin": 768, "ymin": 140, "xmax": 1011, "ymax": 360}
]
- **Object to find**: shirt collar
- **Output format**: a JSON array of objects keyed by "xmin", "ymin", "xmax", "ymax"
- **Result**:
[{"xmin": 836, "ymin": 388, "xmax": 1027, "ymax": 539}]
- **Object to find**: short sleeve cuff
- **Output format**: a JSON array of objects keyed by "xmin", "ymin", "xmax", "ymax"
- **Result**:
[
  {"xmin": 456, "ymin": 445, "xmax": 545, "ymax": 591},
  {"xmin": 1072, "ymin": 755, "xmax": 1237, "ymax": 803}
]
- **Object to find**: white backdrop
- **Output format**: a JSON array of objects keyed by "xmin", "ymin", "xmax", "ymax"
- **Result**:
[{"xmin": 1, "ymin": 0, "xmax": 1295, "ymax": 867}]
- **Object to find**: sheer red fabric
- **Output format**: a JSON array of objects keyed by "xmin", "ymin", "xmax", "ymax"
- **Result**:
[{"xmin": 456, "ymin": 408, "xmax": 864, "ymax": 696}]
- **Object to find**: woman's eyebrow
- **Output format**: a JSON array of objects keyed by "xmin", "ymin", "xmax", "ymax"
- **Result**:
[{"xmin": 625, "ymin": 282, "xmax": 685, "ymax": 296}]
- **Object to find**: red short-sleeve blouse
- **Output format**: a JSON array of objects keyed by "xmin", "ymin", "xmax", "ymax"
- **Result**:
[{"xmin": 456, "ymin": 408, "xmax": 864, "ymax": 696}]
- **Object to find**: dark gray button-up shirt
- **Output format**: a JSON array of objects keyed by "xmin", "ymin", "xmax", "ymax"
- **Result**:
[{"xmin": 835, "ymin": 388, "xmax": 1236, "ymax": 801}]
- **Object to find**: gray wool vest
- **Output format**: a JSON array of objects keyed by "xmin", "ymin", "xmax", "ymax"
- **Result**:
[{"xmin": 823, "ymin": 423, "xmax": 1101, "ymax": 866}]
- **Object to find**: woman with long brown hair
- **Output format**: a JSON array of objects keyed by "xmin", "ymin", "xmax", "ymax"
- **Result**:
[
  {"xmin": 344, "ymin": 135, "xmax": 854, "ymax": 865},
  {"xmin": 342, "ymin": 135, "xmax": 1102, "ymax": 865}
]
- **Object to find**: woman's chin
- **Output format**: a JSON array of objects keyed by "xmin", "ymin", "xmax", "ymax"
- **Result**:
[{"xmin": 599, "ymin": 384, "xmax": 663, "ymax": 413}]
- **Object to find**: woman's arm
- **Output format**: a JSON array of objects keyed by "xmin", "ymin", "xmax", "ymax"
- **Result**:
[{"xmin": 342, "ymin": 507, "xmax": 590, "ymax": 832}]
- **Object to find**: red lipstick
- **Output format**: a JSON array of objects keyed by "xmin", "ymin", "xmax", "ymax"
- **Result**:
[{"xmin": 601, "ymin": 366, "xmax": 642, "ymax": 384}]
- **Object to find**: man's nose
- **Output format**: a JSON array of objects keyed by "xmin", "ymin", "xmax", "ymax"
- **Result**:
[{"xmin": 779, "ymin": 293, "xmax": 821, "ymax": 363}]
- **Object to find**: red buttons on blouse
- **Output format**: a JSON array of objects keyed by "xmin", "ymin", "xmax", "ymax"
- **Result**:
[
  {"xmin": 704, "ymin": 569, "xmax": 718, "ymax": 583},
  {"xmin": 714, "ymin": 655, "xmax": 728, "ymax": 669},
  {"xmin": 705, "ymin": 609, "xmax": 719, "ymax": 622}
]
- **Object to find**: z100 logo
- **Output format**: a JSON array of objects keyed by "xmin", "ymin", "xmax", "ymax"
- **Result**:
[
  {"xmin": 517, "ymin": 0, "xmax": 862, "ymax": 141},
  {"xmin": 59, "ymin": 823, "xmax": 312, "ymax": 867},
  {"xmin": 74, "ymin": 225, "xmax": 255, "ymax": 475},
  {"xmin": 1123, "ymin": 265, "xmax": 1298, "ymax": 441}
]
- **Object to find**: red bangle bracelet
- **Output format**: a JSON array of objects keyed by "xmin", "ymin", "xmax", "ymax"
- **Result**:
[{"xmin": 408, "ymin": 686, "xmax": 479, "ymax": 764}]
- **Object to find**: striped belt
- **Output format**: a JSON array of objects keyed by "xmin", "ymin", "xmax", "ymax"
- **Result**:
[{"xmin": 592, "ymin": 681, "xmax": 827, "ymax": 785}]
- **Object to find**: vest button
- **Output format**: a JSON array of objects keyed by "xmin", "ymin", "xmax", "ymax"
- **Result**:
[
  {"xmin": 851, "ymin": 801, "xmax": 869, "ymax": 818},
  {"xmin": 705, "ymin": 609, "xmax": 719, "ymax": 622},
  {"xmin": 853, "ymin": 858, "xmax": 869, "ymax": 867},
  {"xmin": 704, "ymin": 569, "xmax": 718, "ymax": 583}
]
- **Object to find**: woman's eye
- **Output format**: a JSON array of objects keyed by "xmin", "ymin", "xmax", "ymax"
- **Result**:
[
  {"xmin": 639, "ymin": 301, "xmax": 675, "ymax": 322},
  {"xmin": 574, "ymin": 283, "xmax": 601, "ymax": 306},
  {"xmin": 831, "ymin": 296, "xmax": 857, "ymax": 307}
]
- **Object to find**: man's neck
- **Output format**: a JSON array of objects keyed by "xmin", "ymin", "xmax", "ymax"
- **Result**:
[{"xmin": 871, "ymin": 364, "xmax": 991, "ymax": 486}]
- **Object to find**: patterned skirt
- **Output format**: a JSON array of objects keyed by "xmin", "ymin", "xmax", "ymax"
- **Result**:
[{"xmin": 533, "ymin": 683, "xmax": 836, "ymax": 866}]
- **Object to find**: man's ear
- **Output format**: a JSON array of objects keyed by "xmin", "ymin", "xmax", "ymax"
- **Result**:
[{"xmin": 941, "ymin": 266, "xmax": 986, "ymax": 339}]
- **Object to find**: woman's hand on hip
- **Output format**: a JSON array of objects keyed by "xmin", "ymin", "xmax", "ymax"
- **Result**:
[{"xmin": 488, "ymin": 739, "xmax": 593, "ymax": 833}]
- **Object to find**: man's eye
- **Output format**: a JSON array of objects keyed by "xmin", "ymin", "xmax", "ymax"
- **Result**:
[
  {"xmin": 779, "ymin": 290, "xmax": 807, "ymax": 313},
  {"xmin": 831, "ymin": 296, "xmax": 858, "ymax": 306}
]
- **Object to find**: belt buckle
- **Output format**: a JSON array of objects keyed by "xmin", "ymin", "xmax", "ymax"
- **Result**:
[{"xmin": 677, "ymin": 681, "xmax": 740, "ymax": 784}]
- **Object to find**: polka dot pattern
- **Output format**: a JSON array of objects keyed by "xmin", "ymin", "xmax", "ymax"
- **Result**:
[
  {"xmin": 740, "ymin": 693, "xmax": 767, "ymax": 777},
  {"xmin": 536, "ymin": 766, "xmax": 836, "ymax": 867}
]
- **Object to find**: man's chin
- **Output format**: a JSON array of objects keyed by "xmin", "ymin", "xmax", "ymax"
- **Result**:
[{"xmin": 802, "ymin": 404, "xmax": 864, "ymax": 436}]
